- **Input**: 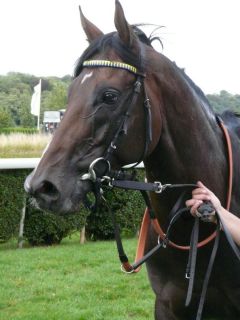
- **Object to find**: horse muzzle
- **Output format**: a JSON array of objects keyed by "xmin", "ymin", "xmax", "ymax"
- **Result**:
[
  {"xmin": 24, "ymin": 172, "xmax": 61, "ymax": 210},
  {"xmin": 24, "ymin": 170, "xmax": 92, "ymax": 213}
]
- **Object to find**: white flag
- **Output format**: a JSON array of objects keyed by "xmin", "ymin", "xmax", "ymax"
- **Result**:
[{"xmin": 31, "ymin": 80, "xmax": 41, "ymax": 116}]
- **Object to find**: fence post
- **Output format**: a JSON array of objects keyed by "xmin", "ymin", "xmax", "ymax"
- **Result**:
[
  {"xmin": 18, "ymin": 196, "xmax": 27, "ymax": 248},
  {"xmin": 80, "ymin": 226, "xmax": 86, "ymax": 244}
]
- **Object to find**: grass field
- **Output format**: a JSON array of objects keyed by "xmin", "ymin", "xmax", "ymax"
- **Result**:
[
  {"xmin": 0, "ymin": 133, "xmax": 51, "ymax": 158},
  {"xmin": 0, "ymin": 236, "xmax": 154, "ymax": 320}
]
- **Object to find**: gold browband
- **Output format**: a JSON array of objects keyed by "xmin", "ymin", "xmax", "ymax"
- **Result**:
[{"xmin": 82, "ymin": 60, "xmax": 138, "ymax": 75}]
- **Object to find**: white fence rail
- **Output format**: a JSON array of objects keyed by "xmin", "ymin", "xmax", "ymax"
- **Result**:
[
  {"xmin": 0, "ymin": 158, "xmax": 144, "ymax": 170},
  {"xmin": 0, "ymin": 158, "xmax": 40, "ymax": 170}
]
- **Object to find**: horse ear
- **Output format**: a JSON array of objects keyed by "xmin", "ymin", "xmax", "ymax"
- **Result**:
[
  {"xmin": 79, "ymin": 6, "xmax": 103, "ymax": 42},
  {"xmin": 114, "ymin": 0, "xmax": 135, "ymax": 47}
]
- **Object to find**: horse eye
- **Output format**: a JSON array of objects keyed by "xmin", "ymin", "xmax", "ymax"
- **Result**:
[{"xmin": 102, "ymin": 91, "xmax": 119, "ymax": 105}]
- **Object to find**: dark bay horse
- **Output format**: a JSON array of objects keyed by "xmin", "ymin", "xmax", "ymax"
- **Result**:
[{"xmin": 25, "ymin": 1, "xmax": 240, "ymax": 319}]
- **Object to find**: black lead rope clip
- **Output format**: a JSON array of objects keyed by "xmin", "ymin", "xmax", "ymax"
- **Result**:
[{"xmin": 196, "ymin": 201, "xmax": 216, "ymax": 223}]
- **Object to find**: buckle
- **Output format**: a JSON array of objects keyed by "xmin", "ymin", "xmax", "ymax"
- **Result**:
[
  {"xmin": 154, "ymin": 182, "xmax": 171, "ymax": 193},
  {"xmin": 80, "ymin": 157, "xmax": 110, "ymax": 182},
  {"xmin": 120, "ymin": 264, "xmax": 135, "ymax": 274},
  {"xmin": 157, "ymin": 235, "xmax": 168, "ymax": 249}
]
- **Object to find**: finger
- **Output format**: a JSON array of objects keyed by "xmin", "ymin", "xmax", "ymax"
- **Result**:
[
  {"xmin": 190, "ymin": 200, "xmax": 203, "ymax": 215},
  {"xmin": 192, "ymin": 194, "xmax": 211, "ymax": 201},
  {"xmin": 185, "ymin": 199, "xmax": 194, "ymax": 207},
  {"xmin": 192, "ymin": 187, "xmax": 209, "ymax": 196},
  {"xmin": 197, "ymin": 181, "xmax": 212, "ymax": 194},
  {"xmin": 186, "ymin": 199, "xmax": 200, "ymax": 207},
  {"xmin": 185, "ymin": 199, "xmax": 203, "ymax": 214},
  {"xmin": 197, "ymin": 181, "xmax": 205, "ymax": 188}
]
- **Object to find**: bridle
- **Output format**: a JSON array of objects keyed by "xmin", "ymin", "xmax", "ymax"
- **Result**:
[
  {"xmin": 78, "ymin": 59, "xmax": 240, "ymax": 320},
  {"xmin": 80, "ymin": 58, "xmax": 153, "ymax": 212},
  {"xmin": 81, "ymin": 59, "xmax": 152, "ymax": 173}
]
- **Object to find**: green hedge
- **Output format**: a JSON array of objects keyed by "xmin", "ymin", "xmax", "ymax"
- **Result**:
[
  {"xmin": 0, "ymin": 169, "xmax": 146, "ymax": 245},
  {"xmin": 0, "ymin": 170, "xmax": 27, "ymax": 242},
  {"xmin": 0, "ymin": 127, "xmax": 38, "ymax": 135},
  {"xmin": 0, "ymin": 170, "xmax": 87, "ymax": 245},
  {"xmin": 24, "ymin": 203, "xmax": 87, "ymax": 246},
  {"xmin": 86, "ymin": 186, "xmax": 145, "ymax": 240}
]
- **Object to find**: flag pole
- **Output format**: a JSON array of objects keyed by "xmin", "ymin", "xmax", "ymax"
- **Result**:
[
  {"xmin": 37, "ymin": 79, "xmax": 41, "ymax": 130},
  {"xmin": 30, "ymin": 79, "xmax": 42, "ymax": 130}
]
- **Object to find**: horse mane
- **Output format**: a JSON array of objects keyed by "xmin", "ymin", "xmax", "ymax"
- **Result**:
[
  {"xmin": 74, "ymin": 30, "xmax": 143, "ymax": 78},
  {"xmin": 176, "ymin": 65, "xmax": 213, "ymax": 109}
]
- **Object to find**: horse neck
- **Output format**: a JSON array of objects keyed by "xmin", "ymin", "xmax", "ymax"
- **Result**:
[{"xmin": 144, "ymin": 56, "xmax": 228, "ymax": 199}]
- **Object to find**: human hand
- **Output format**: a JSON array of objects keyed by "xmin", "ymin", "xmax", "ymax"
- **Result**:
[{"xmin": 186, "ymin": 181, "xmax": 222, "ymax": 216}]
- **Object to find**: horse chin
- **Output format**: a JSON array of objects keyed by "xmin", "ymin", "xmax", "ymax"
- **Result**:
[{"xmin": 30, "ymin": 196, "xmax": 76, "ymax": 214}]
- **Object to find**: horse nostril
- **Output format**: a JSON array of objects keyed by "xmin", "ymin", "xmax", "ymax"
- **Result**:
[{"xmin": 35, "ymin": 180, "xmax": 59, "ymax": 201}]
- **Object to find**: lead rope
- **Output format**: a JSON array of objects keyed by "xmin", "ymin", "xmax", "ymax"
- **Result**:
[
  {"xmin": 195, "ymin": 221, "xmax": 221, "ymax": 319},
  {"xmin": 185, "ymin": 218, "xmax": 200, "ymax": 307},
  {"xmin": 187, "ymin": 117, "xmax": 235, "ymax": 319}
]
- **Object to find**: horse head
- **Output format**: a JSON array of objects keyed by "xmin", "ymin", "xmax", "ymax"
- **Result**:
[{"xmin": 25, "ymin": 0, "xmax": 161, "ymax": 213}]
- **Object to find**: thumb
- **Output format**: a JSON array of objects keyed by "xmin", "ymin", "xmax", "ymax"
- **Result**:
[{"xmin": 197, "ymin": 181, "xmax": 205, "ymax": 188}]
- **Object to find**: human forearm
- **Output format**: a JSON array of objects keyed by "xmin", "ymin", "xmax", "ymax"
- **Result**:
[{"xmin": 217, "ymin": 207, "xmax": 240, "ymax": 246}]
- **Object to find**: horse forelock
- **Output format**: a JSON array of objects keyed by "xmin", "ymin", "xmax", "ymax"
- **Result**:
[{"xmin": 74, "ymin": 25, "xmax": 159, "ymax": 79}]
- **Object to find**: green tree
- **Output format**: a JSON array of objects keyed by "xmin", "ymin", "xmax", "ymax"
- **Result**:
[
  {"xmin": 0, "ymin": 73, "xmax": 70, "ymax": 127},
  {"xmin": 19, "ymin": 104, "xmax": 35, "ymax": 127},
  {"xmin": 0, "ymin": 73, "xmax": 33, "ymax": 126},
  {"xmin": 0, "ymin": 108, "xmax": 14, "ymax": 127},
  {"xmin": 207, "ymin": 91, "xmax": 240, "ymax": 114},
  {"xmin": 41, "ymin": 80, "xmax": 68, "ymax": 110}
]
